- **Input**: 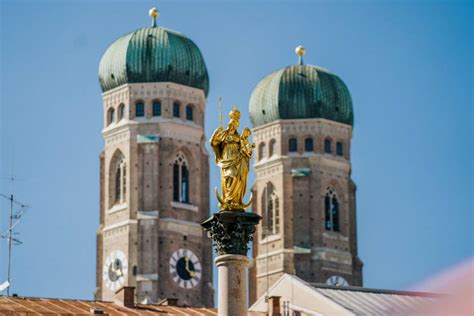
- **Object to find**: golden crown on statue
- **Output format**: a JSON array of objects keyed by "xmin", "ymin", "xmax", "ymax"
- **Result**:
[{"xmin": 229, "ymin": 106, "xmax": 241, "ymax": 120}]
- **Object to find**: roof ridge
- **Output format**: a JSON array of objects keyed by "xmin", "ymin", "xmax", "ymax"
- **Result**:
[{"xmin": 310, "ymin": 283, "xmax": 444, "ymax": 297}]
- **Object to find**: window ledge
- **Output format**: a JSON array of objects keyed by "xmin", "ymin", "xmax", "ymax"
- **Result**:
[
  {"xmin": 260, "ymin": 234, "xmax": 281, "ymax": 244},
  {"xmin": 170, "ymin": 201, "xmax": 198, "ymax": 212},
  {"xmin": 323, "ymin": 231, "xmax": 348, "ymax": 241},
  {"xmin": 138, "ymin": 210, "xmax": 159, "ymax": 219},
  {"xmin": 136, "ymin": 273, "xmax": 159, "ymax": 281},
  {"xmin": 107, "ymin": 203, "xmax": 127, "ymax": 214}
]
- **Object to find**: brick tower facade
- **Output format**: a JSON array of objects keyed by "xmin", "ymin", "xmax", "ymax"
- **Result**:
[
  {"xmin": 95, "ymin": 12, "xmax": 213, "ymax": 306},
  {"xmin": 248, "ymin": 48, "xmax": 363, "ymax": 303}
]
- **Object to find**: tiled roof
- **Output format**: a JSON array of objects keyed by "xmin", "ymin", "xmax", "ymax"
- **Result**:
[
  {"xmin": 0, "ymin": 296, "xmax": 264, "ymax": 315},
  {"xmin": 0, "ymin": 296, "xmax": 217, "ymax": 315},
  {"xmin": 310, "ymin": 284, "xmax": 441, "ymax": 316},
  {"xmin": 249, "ymin": 274, "xmax": 444, "ymax": 316}
]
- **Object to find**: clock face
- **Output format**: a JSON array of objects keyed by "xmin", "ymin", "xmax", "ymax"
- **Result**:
[
  {"xmin": 326, "ymin": 275, "xmax": 349, "ymax": 287},
  {"xmin": 103, "ymin": 250, "xmax": 128, "ymax": 291},
  {"xmin": 169, "ymin": 248, "xmax": 201, "ymax": 289}
]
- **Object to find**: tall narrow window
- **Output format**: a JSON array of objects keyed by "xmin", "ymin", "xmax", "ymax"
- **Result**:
[
  {"xmin": 181, "ymin": 165, "xmax": 189, "ymax": 203},
  {"xmin": 304, "ymin": 138, "xmax": 314, "ymax": 152},
  {"xmin": 115, "ymin": 167, "xmax": 121, "ymax": 201},
  {"xmin": 269, "ymin": 139, "xmax": 276, "ymax": 157},
  {"xmin": 324, "ymin": 139, "xmax": 332, "ymax": 153},
  {"xmin": 173, "ymin": 102, "xmax": 180, "ymax": 118},
  {"xmin": 262, "ymin": 183, "xmax": 280, "ymax": 238},
  {"xmin": 258, "ymin": 142, "xmax": 267, "ymax": 160},
  {"xmin": 110, "ymin": 152, "xmax": 126, "ymax": 206},
  {"xmin": 336, "ymin": 142, "xmax": 343, "ymax": 156},
  {"xmin": 289, "ymin": 138, "xmax": 297, "ymax": 152},
  {"xmin": 173, "ymin": 164, "xmax": 180, "ymax": 202},
  {"xmin": 118, "ymin": 104, "xmax": 125, "ymax": 120},
  {"xmin": 135, "ymin": 102, "xmax": 145, "ymax": 117},
  {"xmin": 108, "ymin": 108, "xmax": 115, "ymax": 125},
  {"xmin": 173, "ymin": 152, "xmax": 189, "ymax": 203},
  {"xmin": 186, "ymin": 105, "xmax": 193, "ymax": 121},
  {"xmin": 153, "ymin": 101, "xmax": 161, "ymax": 116},
  {"xmin": 325, "ymin": 187, "xmax": 340, "ymax": 232}
]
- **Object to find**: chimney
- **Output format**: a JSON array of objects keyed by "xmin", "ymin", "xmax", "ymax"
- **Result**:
[
  {"xmin": 268, "ymin": 296, "xmax": 281, "ymax": 316},
  {"xmin": 115, "ymin": 286, "xmax": 135, "ymax": 308},
  {"xmin": 157, "ymin": 298, "xmax": 179, "ymax": 306},
  {"xmin": 90, "ymin": 307, "xmax": 105, "ymax": 314}
]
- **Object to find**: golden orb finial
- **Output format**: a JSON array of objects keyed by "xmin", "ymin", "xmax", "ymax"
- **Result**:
[
  {"xmin": 295, "ymin": 45, "xmax": 305, "ymax": 65},
  {"xmin": 295, "ymin": 45, "xmax": 305, "ymax": 56},
  {"xmin": 149, "ymin": 7, "xmax": 160, "ymax": 27}
]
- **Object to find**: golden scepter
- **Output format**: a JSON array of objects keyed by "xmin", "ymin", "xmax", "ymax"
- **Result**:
[{"xmin": 218, "ymin": 96, "xmax": 223, "ymax": 128}]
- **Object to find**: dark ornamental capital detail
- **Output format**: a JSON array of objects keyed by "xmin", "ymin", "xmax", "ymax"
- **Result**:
[{"xmin": 201, "ymin": 211, "xmax": 261, "ymax": 256}]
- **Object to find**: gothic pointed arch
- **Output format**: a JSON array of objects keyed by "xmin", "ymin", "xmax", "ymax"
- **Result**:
[
  {"xmin": 172, "ymin": 151, "xmax": 190, "ymax": 203},
  {"xmin": 109, "ymin": 150, "xmax": 126, "ymax": 206},
  {"xmin": 324, "ymin": 186, "xmax": 340, "ymax": 232},
  {"xmin": 261, "ymin": 182, "xmax": 280, "ymax": 238}
]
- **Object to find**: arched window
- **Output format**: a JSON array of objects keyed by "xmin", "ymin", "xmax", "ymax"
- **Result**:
[
  {"xmin": 173, "ymin": 152, "xmax": 189, "ymax": 203},
  {"xmin": 110, "ymin": 151, "xmax": 126, "ymax": 205},
  {"xmin": 118, "ymin": 104, "xmax": 125, "ymax": 121},
  {"xmin": 135, "ymin": 102, "xmax": 145, "ymax": 117},
  {"xmin": 107, "ymin": 108, "xmax": 115, "ymax": 125},
  {"xmin": 289, "ymin": 138, "xmax": 298, "ymax": 152},
  {"xmin": 304, "ymin": 138, "xmax": 314, "ymax": 152},
  {"xmin": 186, "ymin": 105, "xmax": 193, "ymax": 121},
  {"xmin": 173, "ymin": 102, "xmax": 181, "ymax": 118},
  {"xmin": 269, "ymin": 139, "xmax": 276, "ymax": 157},
  {"xmin": 324, "ymin": 139, "xmax": 332, "ymax": 153},
  {"xmin": 325, "ymin": 187, "xmax": 340, "ymax": 232},
  {"xmin": 262, "ymin": 183, "xmax": 280, "ymax": 238},
  {"xmin": 336, "ymin": 142, "xmax": 343, "ymax": 156},
  {"xmin": 153, "ymin": 101, "xmax": 161, "ymax": 116},
  {"xmin": 258, "ymin": 142, "xmax": 267, "ymax": 160}
]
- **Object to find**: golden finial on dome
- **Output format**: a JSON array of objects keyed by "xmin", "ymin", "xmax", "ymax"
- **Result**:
[
  {"xmin": 295, "ymin": 45, "xmax": 305, "ymax": 65},
  {"xmin": 149, "ymin": 7, "xmax": 160, "ymax": 27}
]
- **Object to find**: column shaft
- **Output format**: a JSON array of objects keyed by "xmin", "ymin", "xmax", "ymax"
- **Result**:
[{"xmin": 215, "ymin": 254, "xmax": 249, "ymax": 316}]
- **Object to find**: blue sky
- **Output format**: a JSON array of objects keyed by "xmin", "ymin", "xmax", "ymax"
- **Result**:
[{"xmin": 0, "ymin": 0, "xmax": 472, "ymax": 302}]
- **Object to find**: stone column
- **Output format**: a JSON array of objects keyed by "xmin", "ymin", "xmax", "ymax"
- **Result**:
[
  {"xmin": 202, "ymin": 211, "xmax": 261, "ymax": 316},
  {"xmin": 215, "ymin": 255, "xmax": 248, "ymax": 316}
]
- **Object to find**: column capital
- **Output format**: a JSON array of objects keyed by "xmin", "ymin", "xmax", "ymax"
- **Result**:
[{"xmin": 202, "ymin": 211, "xmax": 261, "ymax": 256}]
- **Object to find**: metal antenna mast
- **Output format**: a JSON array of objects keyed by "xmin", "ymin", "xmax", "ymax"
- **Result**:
[
  {"xmin": 7, "ymin": 192, "xmax": 13, "ymax": 295},
  {"xmin": 0, "ymin": 175, "xmax": 29, "ymax": 295}
]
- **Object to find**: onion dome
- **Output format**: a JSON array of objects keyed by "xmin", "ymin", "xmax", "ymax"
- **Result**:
[
  {"xmin": 249, "ymin": 46, "xmax": 353, "ymax": 127},
  {"xmin": 99, "ymin": 8, "xmax": 209, "ymax": 95}
]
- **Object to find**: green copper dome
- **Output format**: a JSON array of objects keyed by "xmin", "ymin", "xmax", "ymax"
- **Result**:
[
  {"xmin": 99, "ymin": 26, "xmax": 209, "ymax": 95},
  {"xmin": 249, "ymin": 64, "xmax": 353, "ymax": 127}
]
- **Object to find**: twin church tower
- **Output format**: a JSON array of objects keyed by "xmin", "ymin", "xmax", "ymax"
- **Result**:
[{"xmin": 95, "ymin": 8, "xmax": 363, "ymax": 307}]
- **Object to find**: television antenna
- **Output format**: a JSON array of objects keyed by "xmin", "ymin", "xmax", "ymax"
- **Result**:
[{"xmin": 0, "ymin": 175, "xmax": 29, "ymax": 295}]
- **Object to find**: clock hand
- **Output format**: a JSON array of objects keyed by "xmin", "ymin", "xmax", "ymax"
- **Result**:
[{"xmin": 184, "ymin": 257, "xmax": 196, "ymax": 277}]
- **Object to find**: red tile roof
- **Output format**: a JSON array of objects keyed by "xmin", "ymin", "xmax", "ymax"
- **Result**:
[
  {"xmin": 0, "ymin": 296, "xmax": 212, "ymax": 315},
  {"xmin": 0, "ymin": 296, "xmax": 264, "ymax": 315}
]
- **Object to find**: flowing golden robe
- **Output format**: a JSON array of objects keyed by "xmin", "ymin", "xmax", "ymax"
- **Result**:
[{"xmin": 210, "ymin": 127, "xmax": 249, "ymax": 210}]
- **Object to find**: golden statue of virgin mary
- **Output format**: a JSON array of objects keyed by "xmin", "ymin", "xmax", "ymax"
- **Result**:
[{"xmin": 210, "ymin": 106, "xmax": 255, "ymax": 211}]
